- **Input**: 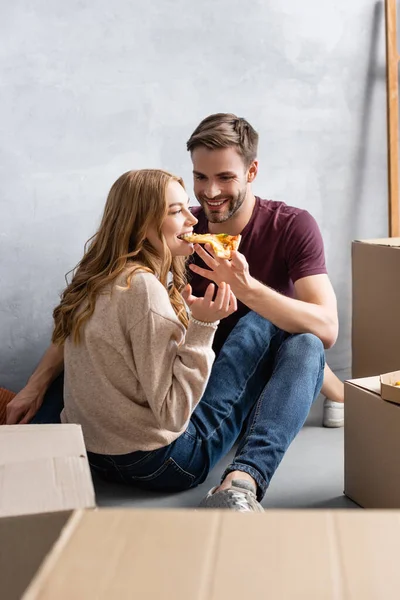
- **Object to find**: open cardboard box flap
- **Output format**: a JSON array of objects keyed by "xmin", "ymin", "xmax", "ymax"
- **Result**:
[
  {"xmin": 346, "ymin": 376, "xmax": 381, "ymax": 395},
  {"xmin": 0, "ymin": 511, "xmax": 74, "ymax": 600},
  {"xmin": 346, "ymin": 373, "xmax": 400, "ymax": 406},
  {"xmin": 354, "ymin": 237, "xmax": 400, "ymax": 247},
  {"xmin": 19, "ymin": 509, "xmax": 400, "ymax": 600}
]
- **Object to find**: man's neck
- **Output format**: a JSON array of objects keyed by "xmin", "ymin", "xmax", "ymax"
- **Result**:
[{"xmin": 207, "ymin": 192, "xmax": 257, "ymax": 235}]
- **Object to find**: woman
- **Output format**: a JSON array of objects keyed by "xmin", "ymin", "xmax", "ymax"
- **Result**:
[{"xmin": 53, "ymin": 169, "xmax": 324, "ymax": 512}]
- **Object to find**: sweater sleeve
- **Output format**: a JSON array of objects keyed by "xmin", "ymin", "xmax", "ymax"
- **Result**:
[{"xmin": 128, "ymin": 276, "xmax": 216, "ymax": 433}]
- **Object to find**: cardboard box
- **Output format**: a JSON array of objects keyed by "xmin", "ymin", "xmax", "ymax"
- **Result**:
[
  {"xmin": 20, "ymin": 509, "xmax": 400, "ymax": 600},
  {"xmin": 0, "ymin": 424, "xmax": 96, "ymax": 517},
  {"xmin": 0, "ymin": 424, "xmax": 96, "ymax": 600},
  {"xmin": 0, "ymin": 511, "xmax": 73, "ymax": 600},
  {"xmin": 352, "ymin": 238, "xmax": 400, "ymax": 378},
  {"xmin": 345, "ymin": 376, "xmax": 400, "ymax": 508},
  {"xmin": 380, "ymin": 370, "xmax": 400, "ymax": 405}
]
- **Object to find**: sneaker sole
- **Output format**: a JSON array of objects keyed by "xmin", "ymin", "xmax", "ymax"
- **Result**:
[{"xmin": 323, "ymin": 420, "xmax": 344, "ymax": 428}]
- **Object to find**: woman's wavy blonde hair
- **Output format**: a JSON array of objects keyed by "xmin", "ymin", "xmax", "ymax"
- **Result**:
[{"xmin": 52, "ymin": 169, "xmax": 189, "ymax": 345}]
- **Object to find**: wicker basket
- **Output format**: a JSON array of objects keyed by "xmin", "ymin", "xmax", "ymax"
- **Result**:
[{"xmin": 0, "ymin": 387, "xmax": 16, "ymax": 425}]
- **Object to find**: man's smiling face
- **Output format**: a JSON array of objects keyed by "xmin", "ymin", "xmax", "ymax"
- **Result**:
[{"xmin": 191, "ymin": 146, "xmax": 251, "ymax": 224}]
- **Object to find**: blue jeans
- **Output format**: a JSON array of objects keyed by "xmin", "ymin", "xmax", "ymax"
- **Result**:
[
  {"xmin": 76, "ymin": 312, "xmax": 323, "ymax": 500},
  {"xmin": 30, "ymin": 372, "xmax": 63, "ymax": 424}
]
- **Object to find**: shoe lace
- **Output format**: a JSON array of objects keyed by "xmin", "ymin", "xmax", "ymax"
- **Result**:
[{"xmin": 231, "ymin": 490, "xmax": 253, "ymax": 511}]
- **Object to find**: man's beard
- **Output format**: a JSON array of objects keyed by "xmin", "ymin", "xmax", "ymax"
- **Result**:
[{"xmin": 199, "ymin": 187, "xmax": 247, "ymax": 223}]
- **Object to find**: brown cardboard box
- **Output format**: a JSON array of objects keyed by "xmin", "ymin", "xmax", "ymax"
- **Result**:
[
  {"xmin": 21, "ymin": 509, "xmax": 400, "ymax": 600},
  {"xmin": 0, "ymin": 424, "xmax": 96, "ymax": 600},
  {"xmin": 345, "ymin": 376, "xmax": 400, "ymax": 508},
  {"xmin": 0, "ymin": 512, "xmax": 73, "ymax": 600},
  {"xmin": 380, "ymin": 370, "xmax": 400, "ymax": 405},
  {"xmin": 0, "ymin": 424, "xmax": 96, "ymax": 517},
  {"xmin": 352, "ymin": 238, "xmax": 400, "ymax": 378}
]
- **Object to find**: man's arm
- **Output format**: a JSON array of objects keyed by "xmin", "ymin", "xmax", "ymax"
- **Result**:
[
  {"xmin": 243, "ymin": 273, "xmax": 338, "ymax": 348},
  {"xmin": 189, "ymin": 246, "xmax": 338, "ymax": 349},
  {"xmin": 6, "ymin": 343, "xmax": 65, "ymax": 424}
]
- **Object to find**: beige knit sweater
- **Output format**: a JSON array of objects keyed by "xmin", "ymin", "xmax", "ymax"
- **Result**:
[{"xmin": 61, "ymin": 270, "xmax": 216, "ymax": 454}]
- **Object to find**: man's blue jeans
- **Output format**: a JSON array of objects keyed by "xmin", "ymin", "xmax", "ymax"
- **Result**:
[
  {"xmin": 34, "ymin": 312, "xmax": 325, "ymax": 500},
  {"xmin": 31, "ymin": 372, "xmax": 64, "ymax": 425}
]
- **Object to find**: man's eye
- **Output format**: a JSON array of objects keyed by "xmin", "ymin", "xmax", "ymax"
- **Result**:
[
  {"xmin": 220, "ymin": 176, "xmax": 233, "ymax": 181},
  {"xmin": 194, "ymin": 174, "xmax": 205, "ymax": 180}
]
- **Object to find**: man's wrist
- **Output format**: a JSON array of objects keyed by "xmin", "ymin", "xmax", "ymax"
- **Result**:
[{"xmin": 235, "ymin": 274, "xmax": 259, "ymax": 302}]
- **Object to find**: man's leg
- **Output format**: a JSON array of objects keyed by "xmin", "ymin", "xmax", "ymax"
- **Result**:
[
  {"xmin": 321, "ymin": 363, "xmax": 344, "ymax": 428},
  {"xmin": 191, "ymin": 311, "xmax": 287, "ymax": 471},
  {"xmin": 191, "ymin": 309, "xmax": 324, "ymax": 509},
  {"xmin": 220, "ymin": 333, "xmax": 325, "ymax": 500},
  {"xmin": 321, "ymin": 364, "xmax": 344, "ymax": 403},
  {"xmin": 30, "ymin": 372, "xmax": 65, "ymax": 424}
]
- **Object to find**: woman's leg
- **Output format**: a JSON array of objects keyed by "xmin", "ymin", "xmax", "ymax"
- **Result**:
[{"xmin": 87, "ymin": 420, "xmax": 208, "ymax": 492}]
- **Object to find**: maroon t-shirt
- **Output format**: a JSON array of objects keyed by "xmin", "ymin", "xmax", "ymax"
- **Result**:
[{"xmin": 188, "ymin": 197, "xmax": 327, "ymax": 355}]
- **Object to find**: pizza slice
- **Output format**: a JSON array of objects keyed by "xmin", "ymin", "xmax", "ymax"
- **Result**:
[{"xmin": 180, "ymin": 233, "xmax": 241, "ymax": 259}]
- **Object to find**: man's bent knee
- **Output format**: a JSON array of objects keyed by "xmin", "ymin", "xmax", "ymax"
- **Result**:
[{"xmin": 285, "ymin": 333, "xmax": 324, "ymax": 363}]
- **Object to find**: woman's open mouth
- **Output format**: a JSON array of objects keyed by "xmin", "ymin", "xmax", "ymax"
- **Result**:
[{"xmin": 177, "ymin": 233, "xmax": 193, "ymax": 242}]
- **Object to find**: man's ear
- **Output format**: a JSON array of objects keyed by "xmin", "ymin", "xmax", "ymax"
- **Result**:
[{"xmin": 247, "ymin": 160, "xmax": 258, "ymax": 183}]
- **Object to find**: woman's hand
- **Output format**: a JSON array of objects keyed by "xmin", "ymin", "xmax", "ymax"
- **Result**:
[
  {"xmin": 182, "ymin": 281, "xmax": 237, "ymax": 324},
  {"xmin": 6, "ymin": 385, "xmax": 45, "ymax": 424}
]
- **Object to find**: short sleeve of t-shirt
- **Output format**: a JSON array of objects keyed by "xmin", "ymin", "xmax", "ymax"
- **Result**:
[{"xmin": 284, "ymin": 210, "xmax": 327, "ymax": 283}]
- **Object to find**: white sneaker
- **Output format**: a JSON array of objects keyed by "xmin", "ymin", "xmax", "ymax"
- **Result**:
[{"xmin": 323, "ymin": 398, "xmax": 344, "ymax": 428}]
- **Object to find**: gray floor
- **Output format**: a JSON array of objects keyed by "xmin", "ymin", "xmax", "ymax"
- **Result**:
[{"xmin": 95, "ymin": 369, "xmax": 358, "ymax": 510}]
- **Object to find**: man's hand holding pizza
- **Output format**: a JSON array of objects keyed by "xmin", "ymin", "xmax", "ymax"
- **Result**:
[
  {"xmin": 190, "ymin": 241, "xmax": 338, "ymax": 349},
  {"xmin": 189, "ymin": 243, "xmax": 253, "ymax": 297}
]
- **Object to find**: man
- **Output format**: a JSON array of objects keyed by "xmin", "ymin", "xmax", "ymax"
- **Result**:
[{"xmin": 186, "ymin": 114, "xmax": 343, "ymax": 427}]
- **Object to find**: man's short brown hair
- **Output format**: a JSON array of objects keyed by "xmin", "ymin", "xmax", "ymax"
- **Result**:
[{"xmin": 186, "ymin": 113, "xmax": 259, "ymax": 167}]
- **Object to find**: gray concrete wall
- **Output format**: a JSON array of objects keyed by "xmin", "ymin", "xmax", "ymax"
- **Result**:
[{"xmin": 0, "ymin": 0, "xmax": 388, "ymax": 390}]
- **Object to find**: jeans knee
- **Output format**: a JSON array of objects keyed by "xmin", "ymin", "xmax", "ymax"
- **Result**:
[{"xmin": 285, "ymin": 333, "xmax": 324, "ymax": 364}]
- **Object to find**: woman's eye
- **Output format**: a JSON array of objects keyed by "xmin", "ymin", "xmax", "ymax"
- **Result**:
[{"xmin": 171, "ymin": 209, "xmax": 182, "ymax": 215}]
